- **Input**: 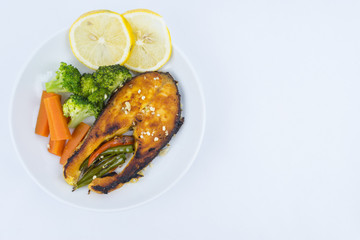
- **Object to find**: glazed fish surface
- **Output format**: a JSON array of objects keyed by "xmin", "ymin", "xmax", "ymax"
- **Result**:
[{"xmin": 63, "ymin": 72, "xmax": 183, "ymax": 193}]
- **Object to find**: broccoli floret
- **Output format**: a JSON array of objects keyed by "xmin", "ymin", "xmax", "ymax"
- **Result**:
[
  {"xmin": 45, "ymin": 62, "xmax": 82, "ymax": 94},
  {"xmin": 63, "ymin": 95, "xmax": 101, "ymax": 128},
  {"xmin": 94, "ymin": 65, "xmax": 132, "ymax": 93},
  {"xmin": 80, "ymin": 73, "xmax": 98, "ymax": 97},
  {"xmin": 87, "ymin": 88, "xmax": 110, "ymax": 105}
]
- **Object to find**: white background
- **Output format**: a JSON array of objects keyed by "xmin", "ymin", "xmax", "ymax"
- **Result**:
[{"xmin": 2, "ymin": 0, "xmax": 360, "ymax": 239}]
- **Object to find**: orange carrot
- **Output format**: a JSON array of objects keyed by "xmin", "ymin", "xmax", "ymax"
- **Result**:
[
  {"xmin": 60, "ymin": 122, "xmax": 90, "ymax": 165},
  {"xmin": 48, "ymin": 116, "xmax": 69, "ymax": 157},
  {"xmin": 48, "ymin": 139, "xmax": 66, "ymax": 156},
  {"xmin": 44, "ymin": 95, "xmax": 71, "ymax": 141},
  {"xmin": 35, "ymin": 91, "xmax": 61, "ymax": 137}
]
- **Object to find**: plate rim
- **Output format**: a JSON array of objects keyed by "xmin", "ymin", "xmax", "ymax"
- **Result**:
[{"xmin": 9, "ymin": 28, "xmax": 206, "ymax": 212}]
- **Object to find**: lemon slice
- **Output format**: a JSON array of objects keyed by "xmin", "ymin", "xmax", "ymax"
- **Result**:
[
  {"xmin": 69, "ymin": 10, "xmax": 134, "ymax": 69},
  {"xmin": 122, "ymin": 9, "xmax": 172, "ymax": 72}
]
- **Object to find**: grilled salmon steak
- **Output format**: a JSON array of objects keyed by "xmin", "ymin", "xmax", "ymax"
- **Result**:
[{"xmin": 63, "ymin": 72, "xmax": 183, "ymax": 193}]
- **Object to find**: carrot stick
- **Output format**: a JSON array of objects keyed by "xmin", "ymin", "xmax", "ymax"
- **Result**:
[
  {"xmin": 35, "ymin": 91, "xmax": 61, "ymax": 137},
  {"xmin": 60, "ymin": 122, "xmax": 90, "ymax": 165},
  {"xmin": 48, "ymin": 139, "xmax": 66, "ymax": 156},
  {"xmin": 44, "ymin": 95, "xmax": 71, "ymax": 141},
  {"xmin": 48, "ymin": 116, "xmax": 70, "ymax": 157}
]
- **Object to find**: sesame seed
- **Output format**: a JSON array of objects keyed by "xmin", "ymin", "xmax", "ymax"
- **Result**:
[
  {"xmin": 151, "ymin": 112, "xmax": 155, "ymax": 115},
  {"xmin": 157, "ymin": 113, "xmax": 160, "ymax": 117},
  {"xmin": 154, "ymin": 137, "xmax": 159, "ymax": 141},
  {"xmin": 162, "ymin": 126, "xmax": 166, "ymax": 131},
  {"xmin": 140, "ymin": 135, "xmax": 143, "ymax": 138},
  {"xmin": 149, "ymin": 106, "xmax": 155, "ymax": 111},
  {"xmin": 124, "ymin": 110, "xmax": 128, "ymax": 114},
  {"xmin": 138, "ymin": 89, "xmax": 141, "ymax": 94},
  {"xmin": 47, "ymin": 144, "xmax": 50, "ymax": 149},
  {"xmin": 125, "ymin": 101, "xmax": 131, "ymax": 111},
  {"xmin": 129, "ymin": 84, "xmax": 133, "ymax": 88},
  {"xmin": 147, "ymin": 131, "xmax": 150, "ymax": 136},
  {"xmin": 144, "ymin": 76, "xmax": 147, "ymax": 79},
  {"xmin": 165, "ymin": 130, "xmax": 169, "ymax": 136},
  {"xmin": 141, "ymin": 96, "xmax": 145, "ymax": 100},
  {"xmin": 93, "ymin": 176, "xmax": 97, "ymax": 179}
]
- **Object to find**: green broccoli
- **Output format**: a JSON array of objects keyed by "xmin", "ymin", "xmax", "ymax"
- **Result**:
[
  {"xmin": 80, "ymin": 73, "xmax": 98, "ymax": 97},
  {"xmin": 45, "ymin": 62, "xmax": 82, "ymax": 94},
  {"xmin": 62, "ymin": 95, "xmax": 101, "ymax": 128},
  {"xmin": 93, "ymin": 65, "xmax": 132, "ymax": 93},
  {"xmin": 87, "ymin": 88, "xmax": 110, "ymax": 105}
]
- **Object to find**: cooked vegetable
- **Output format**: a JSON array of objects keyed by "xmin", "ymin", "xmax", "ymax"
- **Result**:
[
  {"xmin": 85, "ymin": 65, "xmax": 132, "ymax": 106},
  {"xmin": 62, "ymin": 95, "xmax": 101, "ymax": 128},
  {"xmin": 87, "ymin": 87, "xmax": 110, "ymax": 105},
  {"xmin": 75, "ymin": 154, "xmax": 126, "ymax": 190},
  {"xmin": 60, "ymin": 122, "xmax": 90, "ymax": 165},
  {"xmin": 35, "ymin": 91, "xmax": 61, "ymax": 137},
  {"xmin": 80, "ymin": 73, "xmax": 98, "ymax": 97},
  {"xmin": 45, "ymin": 62, "xmax": 82, "ymax": 94},
  {"xmin": 94, "ymin": 65, "xmax": 132, "ymax": 93},
  {"xmin": 76, "ymin": 155, "xmax": 113, "ymax": 189},
  {"xmin": 87, "ymin": 136, "xmax": 134, "ymax": 166},
  {"xmin": 79, "ymin": 158, "xmax": 89, "ymax": 173},
  {"xmin": 44, "ymin": 95, "xmax": 71, "ymax": 141},
  {"xmin": 48, "ymin": 139, "xmax": 66, "ymax": 156},
  {"xmin": 79, "ymin": 145, "xmax": 134, "ymax": 176},
  {"xmin": 100, "ymin": 145, "xmax": 134, "ymax": 156}
]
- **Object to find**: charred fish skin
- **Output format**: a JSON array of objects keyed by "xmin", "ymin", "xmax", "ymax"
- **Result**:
[
  {"xmin": 89, "ymin": 72, "xmax": 183, "ymax": 194},
  {"xmin": 63, "ymin": 72, "xmax": 165, "ymax": 185}
]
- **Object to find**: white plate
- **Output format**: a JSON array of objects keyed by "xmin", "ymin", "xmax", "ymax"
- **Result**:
[{"xmin": 10, "ymin": 29, "xmax": 205, "ymax": 211}]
